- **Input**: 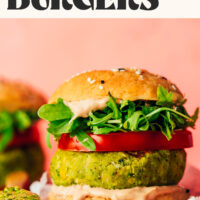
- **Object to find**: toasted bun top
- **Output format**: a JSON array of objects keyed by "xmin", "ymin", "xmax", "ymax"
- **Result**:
[
  {"xmin": 0, "ymin": 78, "xmax": 46, "ymax": 112},
  {"xmin": 49, "ymin": 68, "xmax": 183, "ymax": 103}
]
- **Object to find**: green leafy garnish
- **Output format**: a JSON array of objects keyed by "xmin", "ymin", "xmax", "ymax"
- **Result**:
[
  {"xmin": 0, "ymin": 110, "xmax": 39, "ymax": 151},
  {"xmin": 46, "ymin": 131, "xmax": 52, "ymax": 149},
  {"xmin": 38, "ymin": 98, "xmax": 73, "ymax": 121},
  {"xmin": 123, "ymin": 111, "xmax": 149, "ymax": 131},
  {"xmin": 14, "ymin": 111, "xmax": 31, "ymax": 130},
  {"xmin": 157, "ymin": 86, "xmax": 173, "ymax": 105},
  {"xmin": 74, "ymin": 130, "xmax": 96, "ymax": 151},
  {"xmin": 0, "ymin": 128, "xmax": 13, "ymax": 151},
  {"xmin": 38, "ymin": 86, "xmax": 199, "ymax": 150},
  {"xmin": 107, "ymin": 93, "xmax": 121, "ymax": 119}
]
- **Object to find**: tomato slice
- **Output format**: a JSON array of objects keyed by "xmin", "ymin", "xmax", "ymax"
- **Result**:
[
  {"xmin": 58, "ymin": 130, "xmax": 193, "ymax": 151},
  {"xmin": 8, "ymin": 124, "xmax": 40, "ymax": 148}
]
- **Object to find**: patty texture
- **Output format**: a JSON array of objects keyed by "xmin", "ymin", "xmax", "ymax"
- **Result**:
[
  {"xmin": 0, "ymin": 143, "xmax": 44, "ymax": 187},
  {"xmin": 50, "ymin": 149, "xmax": 186, "ymax": 189},
  {"xmin": 0, "ymin": 187, "xmax": 39, "ymax": 200}
]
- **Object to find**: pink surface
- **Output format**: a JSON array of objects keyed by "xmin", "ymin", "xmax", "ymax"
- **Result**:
[{"xmin": 0, "ymin": 19, "xmax": 200, "ymax": 186}]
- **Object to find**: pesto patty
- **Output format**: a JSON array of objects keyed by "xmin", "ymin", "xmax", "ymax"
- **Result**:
[
  {"xmin": 0, "ymin": 144, "xmax": 44, "ymax": 188},
  {"xmin": 0, "ymin": 187, "xmax": 39, "ymax": 200},
  {"xmin": 50, "ymin": 149, "xmax": 186, "ymax": 189}
]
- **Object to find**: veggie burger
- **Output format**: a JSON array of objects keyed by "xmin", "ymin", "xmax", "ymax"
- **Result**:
[
  {"xmin": 0, "ymin": 78, "xmax": 45, "ymax": 188},
  {"xmin": 38, "ymin": 68, "xmax": 198, "ymax": 200}
]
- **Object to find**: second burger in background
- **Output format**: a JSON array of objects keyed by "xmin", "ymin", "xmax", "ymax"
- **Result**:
[
  {"xmin": 0, "ymin": 78, "xmax": 46, "ymax": 188},
  {"xmin": 39, "ymin": 68, "xmax": 198, "ymax": 200}
]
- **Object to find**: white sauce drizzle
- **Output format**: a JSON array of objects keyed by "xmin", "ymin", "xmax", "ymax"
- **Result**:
[
  {"xmin": 30, "ymin": 174, "xmax": 187, "ymax": 200},
  {"xmin": 64, "ymin": 97, "xmax": 109, "ymax": 118},
  {"xmin": 50, "ymin": 184, "xmax": 184, "ymax": 200}
]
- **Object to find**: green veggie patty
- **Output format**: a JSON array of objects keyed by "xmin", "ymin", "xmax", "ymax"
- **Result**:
[
  {"xmin": 0, "ymin": 143, "xmax": 44, "ymax": 188},
  {"xmin": 0, "ymin": 187, "xmax": 39, "ymax": 200},
  {"xmin": 50, "ymin": 149, "xmax": 186, "ymax": 189},
  {"xmin": 39, "ymin": 86, "xmax": 198, "ymax": 151}
]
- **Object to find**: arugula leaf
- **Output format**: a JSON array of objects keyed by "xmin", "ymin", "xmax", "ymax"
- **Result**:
[
  {"xmin": 121, "ymin": 100, "xmax": 135, "ymax": 118},
  {"xmin": 156, "ymin": 86, "xmax": 173, "ymax": 107},
  {"xmin": 26, "ymin": 110, "xmax": 39, "ymax": 121},
  {"xmin": 74, "ymin": 130, "xmax": 96, "ymax": 151},
  {"xmin": 162, "ymin": 119, "xmax": 172, "ymax": 140},
  {"xmin": 0, "ymin": 111, "xmax": 13, "ymax": 130},
  {"xmin": 107, "ymin": 119, "xmax": 122, "ymax": 124},
  {"xmin": 124, "ymin": 111, "xmax": 149, "ymax": 131},
  {"xmin": 0, "ymin": 110, "xmax": 38, "ymax": 151},
  {"xmin": 171, "ymin": 113, "xmax": 185, "ymax": 126},
  {"xmin": 191, "ymin": 108, "xmax": 199, "ymax": 124},
  {"xmin": 0, "ymin": 112, "xmax": 13, "ymax": 151},
  {"xmin": 47, "ymin": 119, "xmax": 69, "ymax": 136},
  {"xmin": 93, "ymin": 127, "xmax": 116, "ymax": 135},
  {"xmin": 0, "ymin": 127, "xmax": 13, "ymax": 151},
  {"xmin": 14, "ymin": 111, "xmax": 31, "ymax": 130},
  {"xmin": 107, "ymin": 93, "xmax": 121, "ymax": 119},
  {"xmin": 46, "ymin": 131, "xmax": 52, "ymax": 149},
  {"xmin": 92, "ymin": 123, "xmax": 121, "ymax": 135},
  {"xmin": 88, "ymin": 112, "xmax": 113, "ymax": 126},
  {"xmin": 166, "ymin": 111, "xmax": 175, "ymax": 132},
  {"xmin": 38, "ymin": 98, "xmax": 73, "ymax": 121},
  {"xmin": 67, "ymin": 118, "xmax": 88, "ymax": 133},
  {"xmin": 145, "ymin": 107, "xmax": 192, "ymax": 122},
  {"xmin": 179, "ymin": 98, "xmax": 187, "ymax": 106},
  {"xmin": 142, "ymin": 106, "xmax": 159, "ymax": 122},
  {"xmin": 120, "ymin": 100, "xmax": 130, "ymax": 112}
]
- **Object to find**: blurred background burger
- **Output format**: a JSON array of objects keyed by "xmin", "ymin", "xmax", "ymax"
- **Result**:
[
  {"xmin": 0, "ymin": 78, "xmax": 46, "ymax": 189},
  {"xmin": 38, "ymin": 68, "xmax": 198, "ymax": 200},
  {"xmin": 0, "ymin": 186, "xmax": 40, "ymax": 200}
]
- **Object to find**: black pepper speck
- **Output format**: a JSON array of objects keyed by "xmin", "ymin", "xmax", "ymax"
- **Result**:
[
  {"xmin": 118, "ymin": 68, "xmax": 126, "ymax": 71},
  {"xmin": 186, "ymin": 189, "xmax": 190, "ymax": 193},
  {"xmin": 101, "ymin": 80, "xmax": 105, "ymax": 84},
  {"xmin": 161, "ymin": 76, "xmax": 167, "ymax": 80}
]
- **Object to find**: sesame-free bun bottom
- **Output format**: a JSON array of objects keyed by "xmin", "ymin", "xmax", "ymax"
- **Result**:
[
  {"xmin": 48, "ymin": 185, "xmax": 189, "ymax": 200},
  {"xmin": 49, "ymin": 68, "xmax": 183, "ymax": 104}
]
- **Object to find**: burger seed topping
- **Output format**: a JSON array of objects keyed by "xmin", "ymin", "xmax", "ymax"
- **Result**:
[
  {"xmin": 161, "ymin": 76, "xmax": 167, "ymax": 80},
  {"xmin": 172, "ymin": 85, "xmax": 176, "ymax": 90},
  {"xmin": 135, "ymin": 69, "xmax": 141, "ymax": 75},
  {"xmin": 112, "ymin": 68, "xmax": 126, "ymax": 72},
  {"xmin": 87, "ymin": 77, "xmax": 96, "ymax": 84},
  {"xmin": 185, "ymin": 189, "xmax": 190, "ymax": 193},
  {"xmin": 83, "ymin": 138, "xmax": 89, "ymax": 142},
  {"xmin": 139, "ymin": 75, "xmax": 144, "ymax": 80},
  {"xmin": 99, "ymin": 85, "xmax": 104, "ymax": 90},
  {"xmin": 118, "ymin": 68, "xmax": 126, "ymax": 71},
  {"xmin": 130, "ymin": 67, "xmax": 140, "ymax": 71}
]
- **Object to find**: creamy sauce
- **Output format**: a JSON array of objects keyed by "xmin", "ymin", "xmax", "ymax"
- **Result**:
[
  {"xmin": 50, "ymin": 184, "xmax": 185, "ymax": 200},
  {"xmin": 64, "ymin": 97, "xmax": 109, "ymax": 118},
  {"xmin": 30, "ymin": 173, "xmax": 188, "ymax": 200}
]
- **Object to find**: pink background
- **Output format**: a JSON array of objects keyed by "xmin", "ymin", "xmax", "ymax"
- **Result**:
[{"xmin": 0, "ymin": 19, "xmax": 200, "ymax": 187}]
